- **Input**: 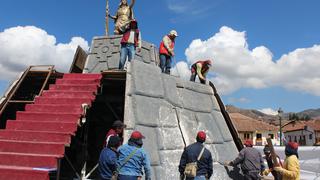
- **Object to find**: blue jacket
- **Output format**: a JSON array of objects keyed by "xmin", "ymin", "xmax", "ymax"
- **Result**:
[
  {"xmin": 117, "ymin": 143, "xmax": 151, "ymax": 179},
  {"xmin": 99, "ymin": 147, "xmax": 118, "ymax": 180},
  {"xmin": 179, "ymin": 142, "xmax": 213, "ymax": 178}
]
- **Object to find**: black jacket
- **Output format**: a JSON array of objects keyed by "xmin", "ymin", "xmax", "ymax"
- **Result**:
[{"xmin": 179, "ymin": 142, "xmax": 213, "ymax": 178}]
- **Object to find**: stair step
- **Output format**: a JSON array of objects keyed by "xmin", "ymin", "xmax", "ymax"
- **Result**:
[
  {"xmin": 0, "ymin": 152, "xmax": 60, "ymax": 168},
  {"xmin": 0, "ymin": 140, "xmax": 65, "ymax": 155},
  {"xmin": 16, "ymin": 112, "xmax": 80, "ymax": 122},
  {"xmin": 34, "ymin": 97, "xmax": 93, "ymax": 105},
  {"xmin": 25, "ymin": 104, "xmax": 82, "ymax": 114},
  {"xmin": 0, "ymin": 130, "xmax": 71, "ymax": 143},
  {"xmin": 56, "ymin": 79, "xmax": 100, "ymax": 85},
  {"xmin": 6, "ymin": 121, "xmax": 78, "ymax": 134},
  {"xmin": 49, "ymin": 84, "xmax": 99, "ymax": 91},
  {"xmin": 63, "ymin": 73, "xmax": 102, "ymax": 79},
  {"xmin": 41, "ymin": 90, "xmax": 95, "ymax": 98},
  {"xmin": 0, "ymin": 165, "xmax": 51, "ymax": 180}
]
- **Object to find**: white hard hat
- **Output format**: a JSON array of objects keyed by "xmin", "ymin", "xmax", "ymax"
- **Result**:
[{"xmin": 169, "ymin": 30, "xmax": 178, "ymax": 37}]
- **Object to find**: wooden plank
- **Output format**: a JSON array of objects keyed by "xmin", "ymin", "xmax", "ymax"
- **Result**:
[{"xmin": 267, "ymin": 138, "xmax": 280, "ymax": 167}]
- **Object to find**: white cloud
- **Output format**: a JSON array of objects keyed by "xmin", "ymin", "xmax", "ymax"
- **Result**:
[
  {"xmin": 0, "ymin": 26, "xmax": 89, "ymax": 81},
  {"xmin": 228, "ymin": 97, "xmax": 251, "ymax": 104},
  {"xmin": 180, "ymin": 26, "xmax": 320, "ymax": 96},
  {"xmin": 258, "ymin": 108, "xmax": 278, "ymax": 116},
  {"xmin": 171, "ymin": 61, "xmax": 190, "ymax": 80}
]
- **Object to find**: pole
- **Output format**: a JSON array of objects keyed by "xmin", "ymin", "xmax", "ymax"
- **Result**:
[
  {"xmin": 105, "ymin": 0, "xmax": 109, "ymax": 36},
  {"xmin": 278, "ymin": 108, "xmax": 283, "ymax": 146}
]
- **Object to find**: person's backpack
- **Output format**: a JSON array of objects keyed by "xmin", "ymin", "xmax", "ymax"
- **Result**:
[
  {"xmin": 184, "ymin": 146, "xmax": 205, "ymax": 178},
  {"xmin": 112, "ymin": 148, "xmax": 139, "ymax": 180}
]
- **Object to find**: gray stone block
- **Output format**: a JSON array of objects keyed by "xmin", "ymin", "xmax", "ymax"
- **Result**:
[
  {"xmin": 157, "ymin": 127, "xmax": 184, "ymax": 150},
  {"xmin": 212, "ymin": 111, "xmax": 234, "ymax": 142},
  {"xmin": 182, "ymin": 80, "xmax": 214, "ymax": 95},
  {"xmin": 123, "ymin": 96, "xmax": 135, "ymax": 129},
  {"xmin": 132, "ymin": 60, "xmax": 164, "ymax": 98},
  {"xmin": 162, "ymin": 75, "xmax": 182, "ymax": 107},
  {"xmin": 159, "ymin": 150, "xmax": 183, "ymax": 180},
  {"xmin": 133, "ymin": 95, "xmax": 161, "ymax": 127},
  {"xmin": 196, "ymin": 113, "xmax": 224, "ymax": 144},
  {"xmin": 125, "ymin": 73, "xmax": 133, "ymax": 96},
  {"xmin": 136, "ymin": 125, "xmax": 161, "ymax": 166},
  {"xmin": 106, "ymin": 53, "xmax": 120, "ymax": 69},
  {"xmin": 214, "ymin": 141, "xmax": 239, "ymax": 163},
  {"xmin": 177, "ymin": 109, "xmax": 199, "ymax": 145},
  {"xmin": 210, "ymin": 163, "xmax": 243, "ymax": 180},
  {"xmin": 158, "ymin": 103, "xmax": 179, "ymax": 128},
  {"xmin": 211, "ymin": 96, "xmax": 221, "ymax": 112},
  {"xmin": 178, "ymin": 88, "xmax": 213, "ymax": 113}
]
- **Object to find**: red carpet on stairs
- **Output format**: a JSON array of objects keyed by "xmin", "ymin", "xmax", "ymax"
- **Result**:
[{"xmin": 0, "ymin": 73, "xmax": 102, "ymax": 180}]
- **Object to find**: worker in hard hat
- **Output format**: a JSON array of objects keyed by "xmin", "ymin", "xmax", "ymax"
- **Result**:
[
  {"xmin": 190, "ymin": 60, "xmax": 212, "ymax": 84},
  {"xmin": 159, "ymin": 30, "xmax": 178, "ymax": 74}
]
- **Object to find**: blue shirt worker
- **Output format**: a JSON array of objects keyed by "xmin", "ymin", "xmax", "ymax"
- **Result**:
[
  {"xmin": 99, "ymin": 136, "xmax": 122, "ymax": 180},
  {"xmin": 117, "ymin": 131, "xmax": 152, "ymax": 180},
  {"xmin": 179, "ymin": 131, "xmax": 213, "ymax": 180}
]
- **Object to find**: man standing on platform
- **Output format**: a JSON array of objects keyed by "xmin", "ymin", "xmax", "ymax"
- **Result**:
[{"xmin": 159, "ymin": 30, "xmax": 178, "ymax": 74}]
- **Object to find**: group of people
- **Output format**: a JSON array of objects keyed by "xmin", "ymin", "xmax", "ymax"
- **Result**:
[
  {"xmin": 99, "ymin": 120, "xmax": 300, "ymax": 180},
  {"xmin": 117, "ymin": 18, "xmax": 212, "ymax": 85},
  {"xmin": 225, "ymin": 139, "xmax": 300, "ymax": 180},
  {"xmin": 99, "ymin": 120, "xmax": 151, "ymax": 180}
]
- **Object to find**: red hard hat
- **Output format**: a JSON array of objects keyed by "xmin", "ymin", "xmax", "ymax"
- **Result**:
[
  {"xmin": 130, "ymin": 131, "xmax": 145, "ymax": 139},
  {"xmin": 244, "ymin": 139, "xmax": 253, "ymax": 147},
  {"xmin": 197, "ymin": 131, "xmax": 206, "ymax": 141}
]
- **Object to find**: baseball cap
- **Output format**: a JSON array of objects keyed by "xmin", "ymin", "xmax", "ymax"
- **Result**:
[
  {"xmin": 130, "ymin": 131, "xmax": 145, "ymax": 139},
  {"xmin": 197, "ymin": 131, "xmax": 206, "ymax": 141},
  {"xmin": 112, "ymin": 120, "xmax": 126, "ymax": 128}
]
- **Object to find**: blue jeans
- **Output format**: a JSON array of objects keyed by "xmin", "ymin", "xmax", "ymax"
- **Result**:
[
  {"xmin": 119, "ymin": 43, "xmax": 135, "ymax": 70},
  {"xmin": 118, "ymin": 174, "xmax": 140, "ymax": 180},
  {"xmin": 194, "ymin": 175, "xmax": 206, "ymax": 180},
  {"xmin": 159, "ymin": 54, "xmax": 172, "ymax": 74}
]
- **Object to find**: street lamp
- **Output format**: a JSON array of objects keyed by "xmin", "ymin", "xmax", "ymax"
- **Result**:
[{"xmin": 278, "ymin": 107, "xmax": 283, "ymax": 146}]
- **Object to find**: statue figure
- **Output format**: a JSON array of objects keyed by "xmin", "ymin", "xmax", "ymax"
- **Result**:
[{"xmin": 109, "ymin": 0, "xmax": 136, "ymax": 35}]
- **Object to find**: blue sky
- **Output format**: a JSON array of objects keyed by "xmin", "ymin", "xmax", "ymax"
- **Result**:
[{"xmin": 0, "ymin": 0, "xmax": 319, "ymax": 114}]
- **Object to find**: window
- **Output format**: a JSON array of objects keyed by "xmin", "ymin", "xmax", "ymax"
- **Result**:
[
  {"xmin": 309, "ymin": 134, "xmax": 313, "ymax": 140},
  {"xmin": 268, "ymin": 134, "xmax": 274, "ymax": 139},
  {"xmin": 294, "ymin": 136, "xmax": 297, "ymax": 142},
  {"xmin": 244, "ymin": 133, "xmax": 250, "ymax": 139},
  {"xmin": 288, "ymin": 135, "xmax": 292, "ymax": 142},
  {"xmin": 256, "ymin": 133, "xmax": 262, "ymax": 139}
]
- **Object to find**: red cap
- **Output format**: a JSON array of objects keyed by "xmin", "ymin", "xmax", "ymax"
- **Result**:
[
  {"xmin": 244, "ymin": 139, "xmax": 253, "ymax": 147},
  {"xmin": 287, "ymin": 142, "xmax": 299, "ymax": 150},
  {"xmin": 130, "ymin": 131, "xmax": 145, "ymax": 139},
  {"xmin": 197, "ymin": 131, "xmax": 206, "ymax": 141}
]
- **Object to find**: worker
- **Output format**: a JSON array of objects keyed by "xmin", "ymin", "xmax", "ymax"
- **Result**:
[
  {"xmin": 274, "ymin": 142, "xmax": 300, "ymax": 180},
  {"xmin": 117, "ymin": 131, "xmax": 151, "ymax": 180},
  {"xmin": 190, "ymin": 60, "xmax": 212, "ymax": 84},
  {"xmin": 179, "ymin": 131, "xmax": 213, "ymax": 180},
  {"xmin": 119, "ymin": 19, "xmax": 142, "ymax": 70},
  {"xmin": 99, "ymin": 136, "xmax": 122, "ymax": 180},
  {"xmin": 104, "ymin": 120, "xmax": 126, "ymax": 147},
  {"xmin": 262, "ymin": 145, "xmax": 282, "ymax": 180},
  {"xmin": 159, "ymin": 30, "xmax": 178, "ymax": 74},
  {"xmin": 225, "ymin": 140, "xmax": 265, "ymax": 180}
]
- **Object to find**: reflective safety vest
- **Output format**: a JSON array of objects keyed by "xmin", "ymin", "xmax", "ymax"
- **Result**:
[{"xmin": 159, "ymin": 35, "xmax": 175, "ymax": 56}]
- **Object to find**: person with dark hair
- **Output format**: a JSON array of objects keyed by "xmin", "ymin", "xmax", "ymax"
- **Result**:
[
  {"xmin": 190, "ymin": 60, "xmax": 212, "ymax": 84},
  {"xmin": 119, "ymin": 19, "xmax": 141, "ymax": 70},
  {"xmin": 117, "ymin": 131, "xmax": 151, "ymax": 180},
  {"xmin": 99, "ymin": 136, "xmax": 122, "ymax": 180},
  {"xmin": 179, "ymin": 131, "xmax": 213, "ymax": 180},
  {"xmin": 104, "ymin": 120, "xmax": 126, "ymax": 147},
  {"xmin": 274, "ymin": 142, "xmax": 300, "ymax": 180},
  {"xmin": 225, "ymin": 140, "xmax": 265, "ymax": 180},
  {"xmin": 262, "ymin": 145, "xmax": 282, "ymax": 180}
]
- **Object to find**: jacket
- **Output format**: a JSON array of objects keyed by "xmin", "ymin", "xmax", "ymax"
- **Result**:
[
  {"xmin": 231, "ymin": 147, "xmax": 265, "ymax": 173},
  {"xmin": 99, "ymin": 147, "xmax": 118, "ymax": 180},
  {"xmin": 179, "ymin": 142, "xmax": 213, "ymax": 178},
  {"xmin": 117, "ymin": 143, "xmax": 151, "ymax": 179},
  {"xmin": 121, "ymin": 29, "xmax": 141, "ymax": 48},
  {"xmin": 159, "ymin": 35, "xmax": 175, "ymax": 56},
  {"xmin": 276, "ymin": 155, "xmax": 300, "ymax": 180},
  {"xmin": 191, "ymin": 61, "xmax": 210, "ymax": 79}
]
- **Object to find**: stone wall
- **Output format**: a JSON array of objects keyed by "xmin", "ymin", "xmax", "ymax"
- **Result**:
[{"xmin": 84, "ymin": 36, "xmax": 243, "ymax": 179}]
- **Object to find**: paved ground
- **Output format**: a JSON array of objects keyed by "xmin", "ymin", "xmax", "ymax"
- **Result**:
[{"xmin": 255, "ymin": 146, "xmax": 320, "ymax": 180}]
